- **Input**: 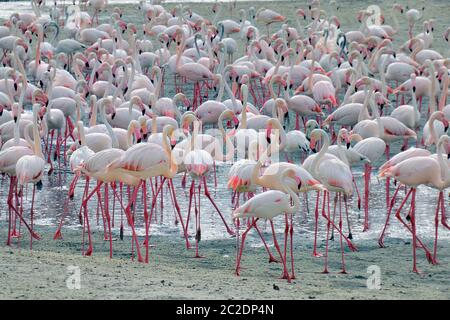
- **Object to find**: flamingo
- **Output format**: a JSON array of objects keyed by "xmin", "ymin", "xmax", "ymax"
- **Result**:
[
  {"xmin": 378, "ymin": 135, "xmax": 450, "ymax": 273},
  {"xmin": 233, "ymin": 168, "xmax": 299, "ymax": 283}
]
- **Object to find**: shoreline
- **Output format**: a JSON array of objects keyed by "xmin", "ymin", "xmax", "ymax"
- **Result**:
[{"xmin": 1, "ymin": 224, "xmax": 449, "ymax": 299}]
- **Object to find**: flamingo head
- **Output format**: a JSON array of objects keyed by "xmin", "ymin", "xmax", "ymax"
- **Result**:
[
  {"xmin": 339, "ymin": 128, "xmax": 351, "ymax": 149},
  {"xmin": 38, "ymin": 106, "xmax": 47, "ymax": 120},
  {"xmin": 136, "ymin": 116, "xmax": 147, "ymax": 140},
  {"xmin": 309, "ymin": 129, "xmax": 324, "ymax": 153}
]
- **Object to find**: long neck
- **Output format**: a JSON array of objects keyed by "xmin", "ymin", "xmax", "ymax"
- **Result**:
[
  {"xmin": 126, "ymin": 123, "xmax": 135, "ymax": 148},
  {"xmin": 104, "ymin": 66, "xmax": 113, "ymax": 98},
  {"xmin": 13, "ymin": 106, "xmax": 20, "ymax": 144},
  {"xmin": 216, "ymin": 76, "xmax": 225, "ymax": 101},
  {"xmin": 223, "ymin": 74, "xmax": 238, "ymax": 108},
  {"xmin": 101, "ymin": 104, "xmax": 119, "ymax": 148},
  {"xmin": 33, "ymin": 110, "xmax": 43, "ymax": 158},
  {"xmin": 429, "ymin": 114, "xmax": 439, "ymax": 146},
  {"xmin": 281, "ymin": 173, "xmax": 301, "ymax": 214},
  {"xmin": 126, "ymin": 60, "xmax": 135, "ymax": 100},
  {"xmin": 410, "ymin": 86, "xmax": 419, "ymax": 123},
  {"xmin": 217, "ymin": 114, "xmax": 235, "ymax": 162},
  {"xmin": 428, "ymin": 65, "xmax": 437, "ymax": 113},
  {"xmin": 392, "ymin": 8, "xmax": 399, "ymax": 30},
  {"xmin": 370, "ymin": 97, "xmax": 385, "ymax": 137},
  {"xmin": 336, "ymin": 133, "xmax": 350, "ymax": 166},
  {"xmin": 162, "ymin": 127, "xmax": 177, "ymax": 177},
  {"xmin": 90, "ymin": 99, "xmax": 98, "ymax": 127},
  {"xmin": 35, "ymin": 27, "xmax": 42, "ymax": 75},
  {"xmin": 358, "ymin": 87, "xmax": 372, "ymax": 121},
  {"xmin": 435, "ymin": 139, "xmax": 448, "ymax": 188},
  {"xmin": 311, "ymin": 131, "xmax": 330, "ymax": 176},
  {"xmin": 438, "ymin": 73, "xmax": 449, "ymax": 111},
  {"xmin": 153, "ymin": 67, "xmax": 162, "ymax": 98},
  {"xmin": 78, "ymin": 122, "xmax": 86, "ymax": 146},
  {"xmin": 343, "ymin": 72, "xmax": 356, "ymax": 104}
]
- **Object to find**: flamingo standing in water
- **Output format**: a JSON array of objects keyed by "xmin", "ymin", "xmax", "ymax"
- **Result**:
[
  {"xmin": 303, "ymin": 129, "xmax": 357, "ymax": 273},
  {"xmin": 15, "ymin": 104, "xmax": 45, "ymax": 249},
  {"xmin": 233, "ymin": 168, "xmax": 299, "ymax": 283},
  {"xmin": 379, "ymin": 134, "xmax": 450, "ymax": 273},
  {"xmin": 107, "ymin": 124, "xmax": 190, "ymax": 262}
]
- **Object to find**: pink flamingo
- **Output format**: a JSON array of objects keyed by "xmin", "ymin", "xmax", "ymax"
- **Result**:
[{"xmin": 233, "ymin": 168, "xmax": 299, "ymax": 283}]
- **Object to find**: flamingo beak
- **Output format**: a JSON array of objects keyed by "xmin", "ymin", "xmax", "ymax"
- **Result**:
[
  {"xmin": 310, "ymin": 136, "xmax": 317, "ymax": 153},
  {"xmin": 296, "ymin": 177, "xmax": 302, "ymax": 190},
  {"xmin": 231, "ymin": 81, "xmax": 238, "ymax": 96},
  {"xmin": 111, "ymin": 112, "xmax": 116, "ymax": 120},
  {"xmin": 13, "ymin": 116, "xmax": 18, "ymax": 123},
  {"xmin": 266, "ymin": 127, "xmax": 272, "ymax": 144},
  {"xmin": 443, "ymin": 119, "xmax": 449, "ymax": 131},
  {"xmin": 233, "ymin": 117, "xmax": 239, "ymax": 129}
]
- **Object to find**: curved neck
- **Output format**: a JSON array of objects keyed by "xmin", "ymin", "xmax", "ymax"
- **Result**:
[
  {"xmin": 435, "ymin": 138, "xmax": 447, "ymax": 188},
  {"xmin": 223, "ymin": 73, "xmax": 238, "ymax": 108},
  {"xmin": 336, "ymin": 132, "xmax": 349, "ymax": 166},
  {"xmin": 428, "ymin": 113, "xmax": 440, "ymax": 145},
  {"xmin": 281, "ymin": 172, "xmax": 301, "ymax": 214},
  {"xmin": 439, "ymin": 73, "xmax": 449, "ymax": 111},
  {"xmin": 161, "ymin": 126, "xmax": 177, "ymax": 177},
  {"xmin": 428, "ymin": 64, "xmax": 437, "ymax": 113},
  {"xmin": 216, "ymin": 75, "xmax": 225, "ymax": 101},
  {"xmin": 311, "ymin": 130, "xmax": 330, "ymax": 176},
  {"xmin": 358, "ymin": 87, "xmax": 372, "ymax": 121},
  {"xmin": 89, "ymin": 98, "xmax": 98, "ymax": 127},
  {"xmin": 100, "ymin": 102, "xmax": 119, "ymax": 148},
  {"xmin": 33, "ymin": 108, "xmax": 43, "ymax": 158},
  {"xmin": 126, "ymin": 122, "xmax": 135, "ymax": 148},
  {"xmin": 153, "ymin": 67, "xmax": 162, "ymax": 98},
  {"xmin": 343, "ymin": 72, "xmax": 357, "ymax": 104}
]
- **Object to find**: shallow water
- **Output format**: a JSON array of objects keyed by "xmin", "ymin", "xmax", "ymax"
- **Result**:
[{"xmin": 0, "ymin": 0, "xmax": 450, "ymax": 248}]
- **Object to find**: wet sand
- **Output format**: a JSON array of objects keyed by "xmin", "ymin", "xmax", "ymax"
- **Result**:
[{"xmin": 1, "ymin": 224, "xmax": 449, "ymax": 299}]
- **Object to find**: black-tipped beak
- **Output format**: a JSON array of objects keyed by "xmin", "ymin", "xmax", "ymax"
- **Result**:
[
  {"xmin": 142, "ymin": 109, "xmax": 146, "ymax": 116},
  {"xmin": 39, "ymin": 80, "xmax": 43, "ymax": 88},
  {"xmin": 298, "ymin": 182, "xmax": 302, "ymax": 190},
  {"xmin": 445, "ymin": 124, "xmax": 449, "ymax": 131},
  {"xmin": 346, "ymin": 142, "xmax": 351, "ymax": 149},
  {"xmin": 413, "ymin": 86, "xmax": 416, "ymax": 93},
  {"xmin": 137, "ymin": 137, "xmax": 142, "ymax": 143},
  {"xmin": 234, "ymin": 123, "xmax": 239, "ymax": 129},
  {"xmin": 13, "ymin": 116, "xmax": 17, "ymax": 123},
  {"xmin": 266, "ymin": 136, "xmax": 271, "ymax": 144},
  {"xmin": 111, "ymin": 113, "xmax": 116, "ymax": 120},
  {"xmin": 123, "ymin": 86, "xmax": 128, "ymax": 94},
  {"xmin": 143, "ymin": 133, "xmax": 148, "ymax": 140},
  {"xmin": 311, "ymin": 147, "xmax": 317, "ymax": 153},
  {"xmin": 14, "ymin": 83, "xmax": 18, "ymax": 91},
  {"xmin": 171, "ymin": 144, "xmax": 176, "ymax": 150},
  {"xmin": 447, "ymin": 153, "xmax": 450, "ymax": 160},
  {"xmin": 0, "ymin": 110, "xmax": 3, "ymax": 116}
]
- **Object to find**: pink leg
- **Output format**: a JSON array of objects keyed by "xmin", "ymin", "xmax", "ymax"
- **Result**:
[
  {"xmin": 312, "ymin": 191, "xmax": 322, "ymax": 257},
  {"xmin": 433, "ymin": 191, "xmax": 441, "ymax": 263},
  {"xmin": 410, "ymin": 189, "xmax": 419, "ymax": 273},
  {"xmin": 338, "ymin": 193, "xmax": 348, "ymax": 274},
  {"xmin": 378, "ymin": 184, "xmax": 401, "ymax": 247},
  {"xmin": 270, "ymin": 220, "xmax": 291, "ymax": 283},
  {"xmin": 235, "ymin": 218, "xmax": 259, "ymax": 276},
  {"xmin": 363, "ymin": 164, "xmax": 371, "ymax": 231},
  {"xmin": 203, "ymin": 177, "xmax": 235, "ymax": 236}
]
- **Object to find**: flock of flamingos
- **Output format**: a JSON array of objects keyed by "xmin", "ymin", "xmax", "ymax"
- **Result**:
[{"xmin": 0, "ymin": 0, "xmax": 450, "ymax": 283}]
